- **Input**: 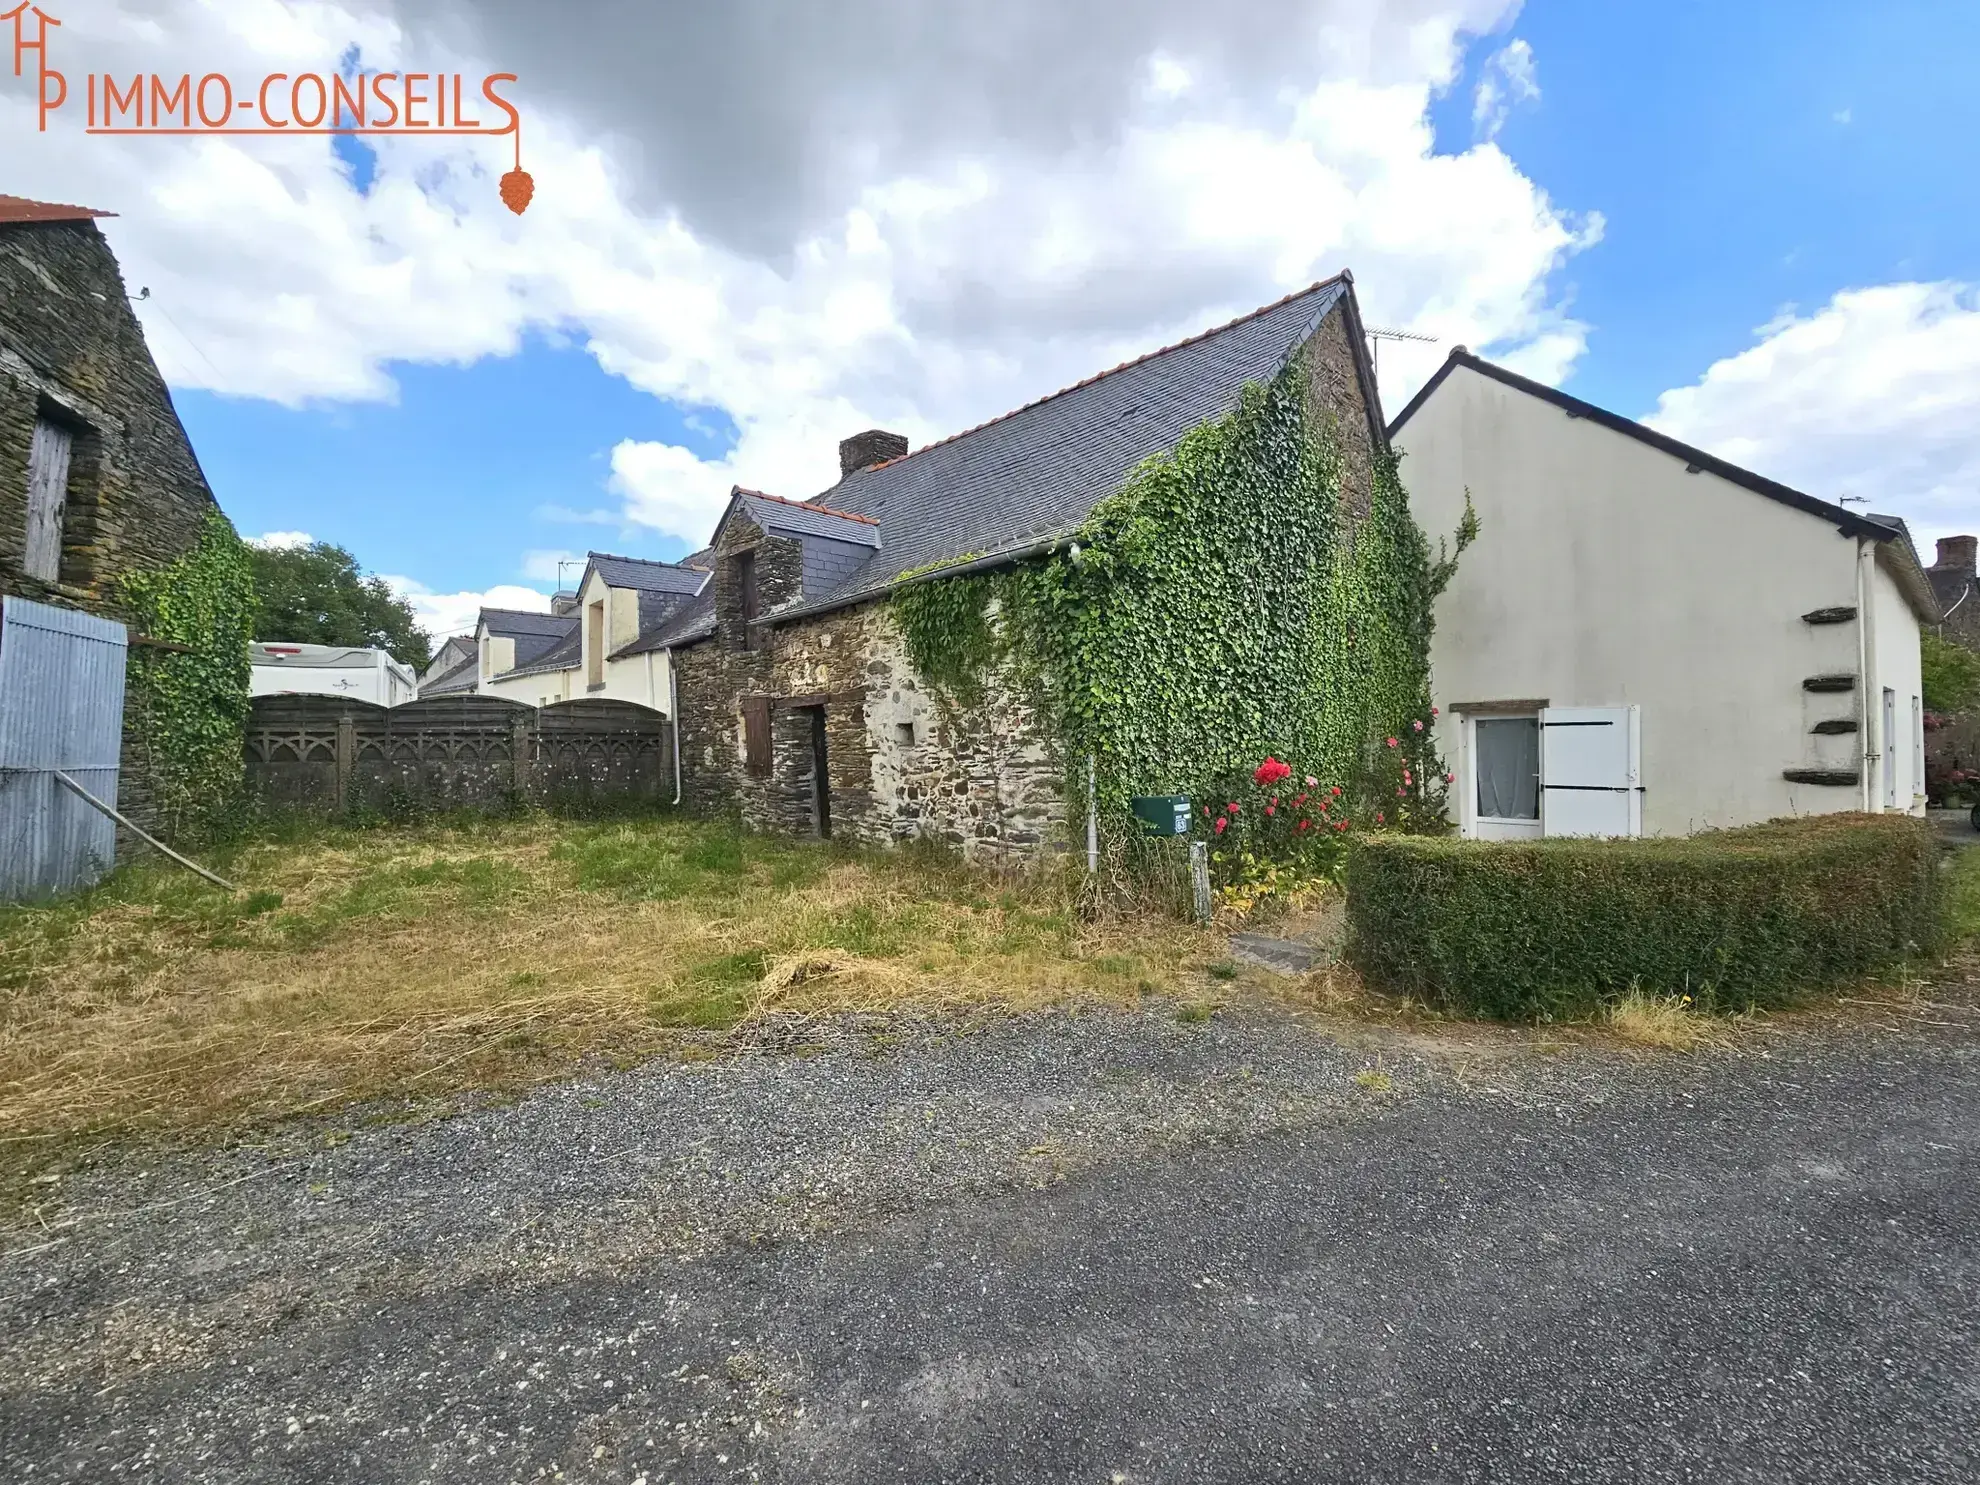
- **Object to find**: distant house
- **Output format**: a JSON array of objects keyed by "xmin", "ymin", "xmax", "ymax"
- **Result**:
[
  {"xmin": 250, "ymin": 642, "xmax": 416, "ymax": 706},
  {"xmin": 452, "ymin": 552, "xmax": 710, "ymax": 709},
  {"xmin": 474, "ymin": 606, "xmax": 580, "ymax": 705},
  {"xmin": 651, "ymin": 275, "xmax": 1385, "ymax": 856},
  {"xmin": 1389, "ymin": 349, "xmax": 1939, "ymax": 837},
  {"xmin": 417, "ymin": 633, "xmax": 478, "ymax": 698}
]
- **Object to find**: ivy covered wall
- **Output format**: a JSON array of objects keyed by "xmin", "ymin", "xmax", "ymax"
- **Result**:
[
  {"xmin": 120, "ymin": 508, "xmax": 257, "ymax": 842},
  {"xmin": 894, "ymin": 331, "xmax": 1470, "ymax": 836}
]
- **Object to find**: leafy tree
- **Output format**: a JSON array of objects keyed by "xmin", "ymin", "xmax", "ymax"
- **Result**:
[
  {"xmin": 1922, "ymin": 629, "xmax": 1980, "ymax": 714},
  {"xmin": 248, "ymin": 541, "xmax": 432, "ymax": 670}
]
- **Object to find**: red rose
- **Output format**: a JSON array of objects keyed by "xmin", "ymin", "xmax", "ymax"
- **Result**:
[
  {"xmin": 1297, "ymin": 820, "xmax": 1310, "ymax": 832},
  {"xmin": 1376, "ymin": 811, "xmax": 1385, "ymax": 824},
  {"xmin": 1227, "ymin": 802, "xmax": 1239, "ymax": 815},
  {"xmin": 1412, "ymin": 720, "xmax": 1424, "ymax": 732},
  {"xmin": 1431, "ymin": 707, "xmax": 1439, "ymax": 717},
  {"xmin": 1386, "ymin": 737, "xmax": 1398, "ymax": 748},
  {"xmin": 1266, "ymin": 805, "xmax": 1276, "ymax": 816},
  {"xmin": 1330, "ymin": 785, "xmax": 1342, "ymax": 797},
  {"xmin": 1214, "ymin": 816, "xmax": 1227, "ymax": 834}
]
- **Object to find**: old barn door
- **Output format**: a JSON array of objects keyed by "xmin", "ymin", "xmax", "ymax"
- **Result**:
[
  {"xmin": 0, "ymin": 596, "xmax": 128, "ymax": 900},
  {"xmin": 1540, "ymin": 705, "xmax": 1642, "ymax": 838}
]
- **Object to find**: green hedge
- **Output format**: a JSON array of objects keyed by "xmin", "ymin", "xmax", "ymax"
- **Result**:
[{"xmin": 1345, "ymin": 814, "xmax": 1944, "ymax": 1021}]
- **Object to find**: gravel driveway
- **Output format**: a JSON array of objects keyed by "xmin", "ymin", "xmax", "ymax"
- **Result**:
[{"xmin": 4, "ymin": 990, "xmax": 1978, "ymax": 1484}]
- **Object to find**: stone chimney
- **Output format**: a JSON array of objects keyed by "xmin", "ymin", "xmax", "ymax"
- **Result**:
[
  {"xmin": 550, "ymin": 589, "xmax": 579, "ymax": 616},
  {"xmin": 839, "ymin": 429, "xmax": 908, "ymax": 477},
  {"xmin": 1935, "ymin": 535, "xmax": 1978, "ymax": 573}
]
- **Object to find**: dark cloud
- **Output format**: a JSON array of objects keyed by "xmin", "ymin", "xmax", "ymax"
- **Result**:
[{"xmin": 398, "ymin": 0, "xmax": 1493, "ymax": 260}]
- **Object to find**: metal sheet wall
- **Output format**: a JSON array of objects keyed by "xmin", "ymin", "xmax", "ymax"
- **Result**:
[{"xmin": 0, "ymin": 596, "xmax": 128, "ymax": 901}]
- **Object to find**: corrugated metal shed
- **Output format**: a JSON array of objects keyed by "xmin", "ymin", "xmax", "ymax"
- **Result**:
[{"xmin": 0, "ymin": 596, "xmax": 128, "ymax": 901}]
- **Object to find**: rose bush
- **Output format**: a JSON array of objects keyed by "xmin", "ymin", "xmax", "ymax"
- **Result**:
[{"xmin": 1195, "ymin": 707, "xmax": 1453, "ymax": 908}]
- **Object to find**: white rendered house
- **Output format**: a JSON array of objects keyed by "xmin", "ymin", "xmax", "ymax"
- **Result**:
[{"xmin": 1389, "ymin": 351, "xmax": 1939, "ymax": 840}]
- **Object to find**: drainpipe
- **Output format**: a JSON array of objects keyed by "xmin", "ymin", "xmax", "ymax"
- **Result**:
[
  {"xmin": 669, "ymin": 653, "xmax": 683, "ymax": 807},
  {"xmin": 1856, "ymin": 537, "xmax": 1876, "ymax": 812}
]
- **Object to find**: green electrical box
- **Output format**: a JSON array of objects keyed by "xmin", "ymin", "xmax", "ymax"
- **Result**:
[{"xmin": 1130, "ymin": 794, "xmax": 1192, "ymax": 837}]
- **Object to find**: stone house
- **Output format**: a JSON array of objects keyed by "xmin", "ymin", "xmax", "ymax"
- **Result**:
[
  {"xmin": 659, "ymin": 275, "xmax": 1385, "ymax": 858},
  {"xmin": 0, "ymin": 194, "xmax": 230, "ymax": 837},
  {"xmin": 0, "ymin": 195, "xmax": 216, "ymax": 625}
]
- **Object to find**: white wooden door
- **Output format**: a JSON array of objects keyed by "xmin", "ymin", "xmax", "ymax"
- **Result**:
[{"xmin": 1541, "ymin": 706, "xmax": 1641, "ymax": 837}]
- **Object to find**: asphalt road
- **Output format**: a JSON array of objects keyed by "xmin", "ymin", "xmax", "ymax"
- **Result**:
[{"xmin": 4, "ymin": 994, "xmax": 1978, "ymax": 1484}]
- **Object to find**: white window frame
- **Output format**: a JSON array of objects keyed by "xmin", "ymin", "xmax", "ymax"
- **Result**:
[
  {"xmin": 1460, "ymin": 705, "xmax": 1544, "ymax": 841},
  {"xmin": 1912, "ymin": 694, "xmax": 1925, "ymax": 807}
]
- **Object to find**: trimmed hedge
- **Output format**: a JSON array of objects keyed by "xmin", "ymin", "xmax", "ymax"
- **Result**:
[{"xmin": 1346, "ymin": 814, "xmax": 1944, "ymax": 1021}]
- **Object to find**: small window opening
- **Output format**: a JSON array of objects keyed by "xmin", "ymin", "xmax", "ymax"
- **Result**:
[{"xmin": 894, "ymin": 720, "xmax": 916, "ymax": 747}]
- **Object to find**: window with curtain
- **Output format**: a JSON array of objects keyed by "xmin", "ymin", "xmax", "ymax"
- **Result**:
[{"xmin": 1476, "ymin": 716, "xmax": 1540, "ymax": 820}]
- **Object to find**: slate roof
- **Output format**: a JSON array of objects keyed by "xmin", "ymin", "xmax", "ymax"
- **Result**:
[
  {"xmin": 503, "ymin": 626, "xmax": 582, "ymax": 679},
  {"xmin": 479, "ymin": 607, "xmax": 578, "ymax": 671},
  {"xmin": 587, "ymin": 552, "xmax": 713, "ymax": 596},
  {"xmin": 723, "ymin": 490, "xmax": 882, "ymax": 548},
  {"xmin": 636, "ymin": 592, "xmax": 717, "ymax": 652},
  {"xmin": 754, "ymin": 276, "xmax": 1365, "ymax": 624}
]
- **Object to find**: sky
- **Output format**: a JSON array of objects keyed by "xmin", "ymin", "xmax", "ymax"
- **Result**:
[{"xmin": 6, "ymin": 0, "xmax": 1978, "ymax": 642}]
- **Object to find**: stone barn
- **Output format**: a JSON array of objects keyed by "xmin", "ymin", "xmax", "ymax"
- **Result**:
[{"xmin": 662, "ymin": 274, "xmax": 1386, "ymax": 860}]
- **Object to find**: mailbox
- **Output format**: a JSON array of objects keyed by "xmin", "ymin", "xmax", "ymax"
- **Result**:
[{"xmin": 1129, "ymin": 794, "xmax": 1191, "ymax": 837}]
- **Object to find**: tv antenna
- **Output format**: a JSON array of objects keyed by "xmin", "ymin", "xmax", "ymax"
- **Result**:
[
  {"xmin": 1839, "ymin": 495, "xmax": 1869, "ymax": 506},
  {"xmin": 1365, "ymin": 326, "xmax": 1438, "ymax": 378},
  {"xmin": 557, "ymin": 558, "xmax": 580, "ymax": 590}
]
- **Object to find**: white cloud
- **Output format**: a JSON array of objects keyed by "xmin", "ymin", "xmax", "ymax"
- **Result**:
[
  {"xmin": 1472, "ymin": 38, "xmax": 1539, "ymax": 142},
  {"xmin": 1646, "ymin": 282, "xmax": 1980, "ymax": 547},
  {"xmin": 383, "ymin": 576, "xmax": 552, "ymax": 641},
  {"xmin": 247, "ymin": 530, "xmax": 314, "ymax": 550},
  {"xmin": 1833, "ymin": 107, "xmax": 1852, "ymax": 125},
  {"xmin": 520, "ymin": 549, "xmax": 585, "ymax": 585},
  {"xmin": 9, "ymin": 0, "xmax": 1598, "ymax": 581}
]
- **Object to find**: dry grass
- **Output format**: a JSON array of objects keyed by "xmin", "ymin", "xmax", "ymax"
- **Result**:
[
  {"xmin": 1601, "ymin": 987, "xmax": 1732, "ymax": 1051},
  {"xmin": 0, "ymin": 813, "xmax": 1217, "ymax": 1180}
]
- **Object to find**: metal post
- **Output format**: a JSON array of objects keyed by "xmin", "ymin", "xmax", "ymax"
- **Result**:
[
  {"xmin": 1086, "ymin": 754, "xmax": 1098, "ymax": 873},
  {"xmin": 1190, "ymin": 839, "xmax": 1212, "ymax": 922}
]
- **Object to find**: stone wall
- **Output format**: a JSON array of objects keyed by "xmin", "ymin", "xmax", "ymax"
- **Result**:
[
  {"xmin": 1301, "ymin": 300, "xmax": 1379, "ymax": 523},
  {"xmin": 673, "ymin": 505, "xmax": 1063, "ymax": 861},
  {"xmin": 1, "ymin": 219, "xmax": 225, "ymax": 837},
  {"xmin": 0, "ymin": 220, "xmax": 215, "ymax": 615}
]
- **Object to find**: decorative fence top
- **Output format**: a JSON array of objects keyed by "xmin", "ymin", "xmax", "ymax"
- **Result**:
[{"xmin": 244, "ymin": 694, "xmax": 673, "ymax": 811}]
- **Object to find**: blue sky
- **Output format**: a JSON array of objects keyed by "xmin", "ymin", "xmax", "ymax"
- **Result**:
[{"xmin": 119, "ymin": 0, "xmax": 1979, "ymax": 629}]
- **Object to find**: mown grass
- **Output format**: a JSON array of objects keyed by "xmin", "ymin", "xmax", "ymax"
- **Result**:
[{"xmin": 0, "ymin": 812, "xmax": 1217, "ymax": 1182}]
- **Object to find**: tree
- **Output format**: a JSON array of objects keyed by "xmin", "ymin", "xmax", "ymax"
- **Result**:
[
  {"xmin": 1922, "ymin": 629, "xmax": 1980, "ymax": 715},
  {"xmin": 248, "ymin": 541, "xmax": 433, "ymax": 670}
]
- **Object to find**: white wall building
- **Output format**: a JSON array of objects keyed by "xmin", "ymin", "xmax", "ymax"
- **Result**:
[
  {"xmin": 250, "ymin": 642, "xmax": 418, "ymax": 706},
  {"xmin": 424, "ymin": 554, "xmax": 708, "ymax": 710},
  {"xmin": 1390, "ymin": 351, "xmax": 1939, "ymax": 839}
]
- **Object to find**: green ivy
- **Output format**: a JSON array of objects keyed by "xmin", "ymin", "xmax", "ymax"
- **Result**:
[
  {"xmin": 891, "ymin": 349, "xmax": 1474, "ymax": 854},
  {"xmin": 120, "ymin": 508, "xmax": 258, "ymax": 843}
]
